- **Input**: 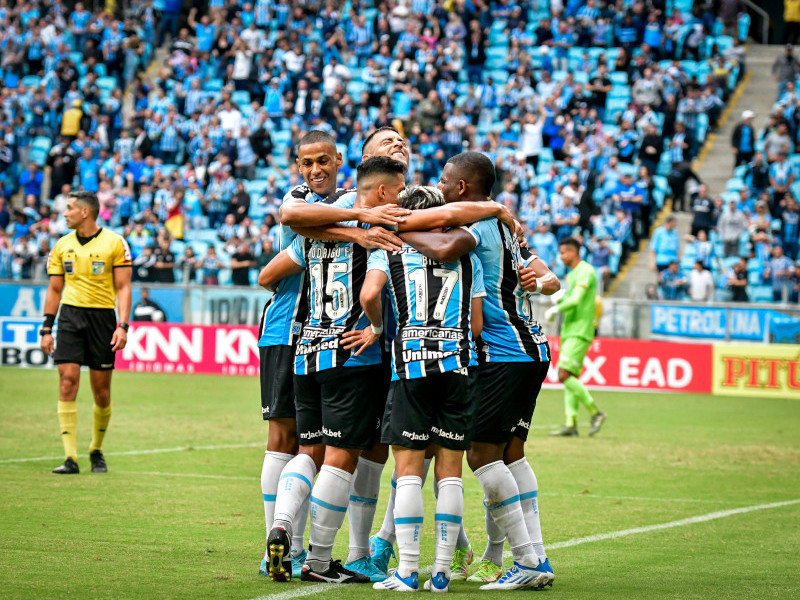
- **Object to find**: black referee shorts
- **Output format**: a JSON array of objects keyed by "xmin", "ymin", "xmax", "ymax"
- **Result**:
[
  {"xmin": 470, "ymin": 361, "xmax": 549, "ymax": 444},
  {"xmin": 54, "ymin": 304, "xmax": 117, "ymax": 370},
  {"xmin": 259, "ymin": 344, "xmax": 297, "ymax": 421}
]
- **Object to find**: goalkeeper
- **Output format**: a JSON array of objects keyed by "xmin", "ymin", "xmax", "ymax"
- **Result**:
[{"xmin": 544, "ymin": 238, "xmax": 606, "ymax": 437}]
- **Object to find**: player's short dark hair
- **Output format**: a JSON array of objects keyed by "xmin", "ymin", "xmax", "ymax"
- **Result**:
[
  {"xmin": 362, "ymin": 126, "xmax": 402, "ymax": 155},
  {"xmin": 446, "ymin": 152, "xmax": 496, "ymax": 195},
  {"xmin": 559, "ymin": 237, "xmax": 582, "ymax": 252},
  {"xmin": 298, "ymin": 130, "xmax": 336, "ymax": 150},
  {"xmin": 70, "ymin": 190, "xmax": 99, "ymax": 218},
  {"xmin": 397, "ymin": 186, "xmax": 444, "ymax": 210},
  {"xmin": 356, "ymin": 155, "xmax": 406, "ymax": 182}
]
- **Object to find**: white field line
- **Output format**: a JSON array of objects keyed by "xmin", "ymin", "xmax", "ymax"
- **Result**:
[
  {"xmin": 0, "ymin": 460, "xmax": 757, "ymax": 507},
  {"xmin": 243, "ymin": 498, "xmax": 800, "ymax": 600},
  {"xmin": 0, "ymin": 442, "xmax": 263, "ymax": 464}
]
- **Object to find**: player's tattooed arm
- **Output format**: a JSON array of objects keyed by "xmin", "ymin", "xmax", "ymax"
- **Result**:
[
  {"xmin": 519, "ymin": 254, "xmax": 561, "ymax": 295},
  {"xmin": 282, "ymin": 201, "xmax": 409, "ymax": 227},
  {"xmin": 292, "ymin": 226, "xmax": 403, "ymax": 251},
  {"xmin": 341, "ymin": 269, "xmax": 388, "ymax": 356},
  {"xmin": 400, "ymin": 228, "xmax": 477, "ymax": 263},
  {"xmin": 397, "ymin": 201, "xmax": 515, "ymax": 231},
  {"xmin": 257, "ymin": 250, "xmax": 304, "ymax": 291}
]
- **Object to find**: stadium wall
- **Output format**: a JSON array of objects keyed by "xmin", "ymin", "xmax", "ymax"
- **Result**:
[{"xmin": 3, "ymin": 318, "xmax": 797, "ymax": 399}]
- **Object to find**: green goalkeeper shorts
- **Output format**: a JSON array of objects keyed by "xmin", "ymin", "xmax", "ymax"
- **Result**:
[{"xmin": 557, "ymin": 337, "xmax": 592, "ymax": 376}]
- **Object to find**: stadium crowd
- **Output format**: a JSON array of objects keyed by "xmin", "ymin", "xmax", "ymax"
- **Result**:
[{"xmin": 0, "ymin": 0, "xmax": 769, "ymax": 298}]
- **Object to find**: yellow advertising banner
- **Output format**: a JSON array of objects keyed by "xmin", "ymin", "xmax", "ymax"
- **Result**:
[{"xmin": 712, "ymin": 344, "xmax": 800, "ymax": 399}]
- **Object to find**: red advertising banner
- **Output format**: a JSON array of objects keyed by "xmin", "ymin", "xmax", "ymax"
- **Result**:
[
  {"xmin": 545, "ymin": 337, "xmax": 713, "ymax": 393},
  {"xmin": 118, "ymin": 322, "xmax": 261, "ymax": 376},
  {"xmin": 116, "ymin": 324, "xmax": 713, "ymax": 393}
]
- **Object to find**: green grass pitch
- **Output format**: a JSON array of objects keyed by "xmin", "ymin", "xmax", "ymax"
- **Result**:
[{"xmin": 0, "ymin": 367, "xmax": 799, "ymax": 599}]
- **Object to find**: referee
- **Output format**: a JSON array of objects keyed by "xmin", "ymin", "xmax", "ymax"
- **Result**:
[{"xmin": 40, "ymin": 191, "xmax": 132, "ymax": 474}]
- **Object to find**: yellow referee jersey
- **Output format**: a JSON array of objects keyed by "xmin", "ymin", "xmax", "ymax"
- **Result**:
[{"xmin": 47, "ymin": 228, "xmax": 132, "ymax": 309}]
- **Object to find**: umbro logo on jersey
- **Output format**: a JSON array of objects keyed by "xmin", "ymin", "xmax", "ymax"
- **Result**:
[{"xmin": 402, "ymin": 431, "xmax": 430, "ymax": 442}]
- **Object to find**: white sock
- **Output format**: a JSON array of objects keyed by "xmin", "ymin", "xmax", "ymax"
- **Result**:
[
  {"xmin": 376, "ymin": 469, "xmax": 398, "ymax": 543},
  {"xmin": 291, "ymin": 495, "xmax": 309, "ymax": 557},
  {"xmin": 434, "ymin": 473, "xmax": 470, "ymax": 551},
  {"xmin": 394, "ymin": 475, "xmax": 423, "ymax": 578},
  {"xmin": 433, "ymin": 477, "xmax": 464, "ymax": 578},
  {"xmin": 508, "ymin": 457, "xmax": 547, "ymax": 563},
  {"xmin": 272, "ymin": 454, "xmax": 316, "ymax": 537},
  {"xmin": 377, "ymin": 459, "xmax": 430, "ymax": 545},
  {"xmin": 482, "ymin": 504, "xmax": 505, "ymax": 566},
  {"xmin": 307, "ymin": 465, "xmax": 352, "ymax": 565},
  {"xmin": 347, "ymin": 457, "xmax": 384, "ymax": 563},
  {"xmin": 474, "ymin": 461, "xmax": 537, "ymax": 567},
  {"xmin": 261, "ymin": 451, "xmax": 293, "ymax": 543}
]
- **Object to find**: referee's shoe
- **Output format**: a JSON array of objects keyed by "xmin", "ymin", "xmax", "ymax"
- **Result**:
[
  {"xmin": 53, "ymin": 457, "xmax": 80, "ymax": 474},
  {"xmin": 90, "ymin": 450, "xmax": 108, "ymax": 473}
]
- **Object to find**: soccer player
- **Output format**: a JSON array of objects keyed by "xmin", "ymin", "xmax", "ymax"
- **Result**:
[
  {"xmin": 359, "ymin": 185, "xmax": 486, "ymax": 592},
  {"xmin": 282, "ymin": 128, "xmax": 517, "ymax": 581},
  {"xmin": 40, "ymin": 191, "xmax": 132, "ymax": 474},
  {"xmin": 260, "ymin": 156, "xmax": 408, "ymax": 584},
  {"xmin": 257, "ymin": 130, "xmax": 344, "ymax": 579},
  {"xmin": 401, "ymin": 152, "xmax": 558, "ymax": 589},
  {"xmin": 258, "ymin": 134, "xmax": 408, "ymax": 580},
  {"xmin": 545, "ymin": 237, "xmax": 607, "ymax": 437}
]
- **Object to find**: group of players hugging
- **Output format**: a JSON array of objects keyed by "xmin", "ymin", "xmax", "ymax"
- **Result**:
[{"xmin": 255, "ymin": 126, "xmax": 566, "ymax": 592}]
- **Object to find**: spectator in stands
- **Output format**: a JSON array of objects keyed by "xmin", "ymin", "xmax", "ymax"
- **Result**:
[
  {"xmin": 638, "ymin": 122, "xmax": 663, "ymax": 175},
  {"xmin": 153, "ymin": 239, "xmax": 176, "ymax": 284},
  {"xmin": 731, "ymin": 111, "xmax": 757, "ymax": 169},
  {"xmin": 746, "ymin": 152, "xmax": 771, "ymax": 196},
  {"xmin": 690, "ymin": 184, "xmax": 717, "ymax": 237},
  {"xmin": 651, "ymin": 215, "xmax": 680, "ymax": 272},
  {"xmin": 718, "ymin": 199, "xmax": 749, "ymax": 257},
  {"xmin": 230, "ymin": 241, "xmax": 256, "ymax": 286},
  {"xmin": 726, "ymin": 256, "xmax": 750, "ymax": 301},
  {"xmin": 785, "ymin": 3, "xmax": 800, "ymax": 46},
  {"xmin": 764, "ymin": 123, "xmax": 793, "ymax": 163},
  {"xmin": 19, "ymin": 164, "xmax": 43, "ymax": 204},
  {"xmin": 791, "ymin": 264, "xmax": 800, "ymax": 302},
  {"xmin": 764, "ymin": 245, "xmax": 795, "ymax": 301},
  {"xmin": 689, "ymin": 260, "xmax": 715, "ymax": 302},
  {"xmin": 200, "ymin": 245, "xmax": 224, "ymax": 286},
  {"xmin": 687, "ymin": 229, "xmax": 715, "ymax": 269},
  {"xmin": 780, "ymin": 197, "xmax": 800, "ymax": 260},
  {"xmin": 587, "ymin": 236, "xmax": 611, "ymax": 287},
  {"xmin": 773, "ymin": 44, "xmax": 800, "ymax": 100},
  {"xmin": 660, "ymin": 261, "xmax": 688, "ymax": 300},
  {"xmin": 748, "ymin": 200, "xmax": 774, "ymax": 234},
  {"xmin": 178, "ymin": 246, "xmax": 199, "ymax": 284},
  {"xmin": 133, "ymin": 245, "xmax": 157, "ymax": 282},
  {"xmin": 769, "ymin": 151, "xmax": 795, "ymax": 210}
]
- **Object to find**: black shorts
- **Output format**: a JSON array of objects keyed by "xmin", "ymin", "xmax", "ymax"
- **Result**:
[
  {"xmin": 54, "ymin": 304, "xmax": 117, "ymax": 370},
  {"xmin": 382, "ymin": 371, "xmax": 474, "ymax": 451},
  {"xmin": 259, "ymin": 344, "xmax": 297, "ymax": 421},
  {"xmin": 293, "ymin": 365, "xmax": 384, "ymax": 450},
  {"xmin": 470, "ymin": 361, "xmax": 549, "ymax": 444}
]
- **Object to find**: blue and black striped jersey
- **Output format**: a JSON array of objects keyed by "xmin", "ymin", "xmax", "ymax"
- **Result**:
[
  {"xmin": 287, "ymin": 229, "xmax": 381, "ymax": 374},
  {"xmin": 368, "ymin": 245, "xmax": 485, "ymax": 380},
  {"xmin": 465, "ymin": 218, "xmax": 551, "ymax": 363},
  {"xmin": 257, "ymin": 184, "xmax": 322, "ymax": 348}
]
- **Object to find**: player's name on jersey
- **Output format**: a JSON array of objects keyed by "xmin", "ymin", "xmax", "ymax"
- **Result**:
[
  {"xmin": 308, "ymin": 245, "xmax": 352, "ymax": 259},
  {"xmin": 401, "ymin": 348, "xmax": 460, "ymax": 362},
  {"xmin": 401, "ymin": 326, "xmax": 464, "ymax": 341},
  {"xmin": 300, "ymin": 325, "xmax": 346, "ymax": 339}
]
